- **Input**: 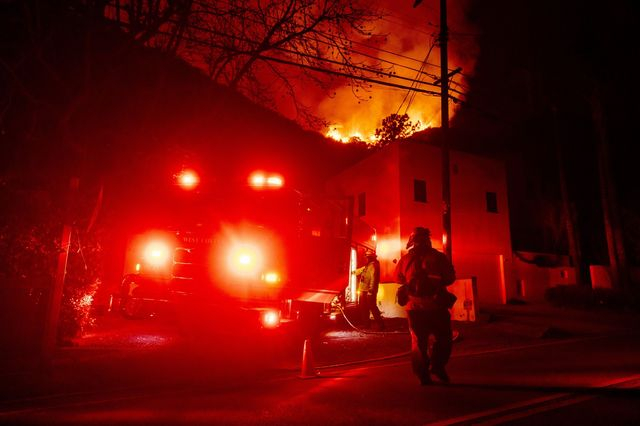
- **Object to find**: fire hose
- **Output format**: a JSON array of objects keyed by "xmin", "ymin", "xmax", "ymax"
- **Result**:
[
  {"xmin": 336, "ymin": 304, "xmax": 407, "ymax": 335},
  {"xmin": 335, "ymin": 304, "xmax": 461, "ymax": 340}
]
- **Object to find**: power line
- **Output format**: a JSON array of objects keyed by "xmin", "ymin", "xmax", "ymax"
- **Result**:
[
  {"xmin": 142, "ymin": 25, "xmax": 460, "ymax": 101},
  {"xmin": 108, "ymin": 0, "xmax": 465, "ymax": 77},
  {"xmin": 255, "ymin": 52, "xmax": 449, "ymax": 98},
  {"xmin": 190, "ymin": 26, "xmax": 447, "ymax": 90},
  {"xmin": 168, "ymin": 17, "xmax": 443, "ymax": 84},
  {"xmin": 397, "ymin": 38, "xmax": 437, "ymax": 117},
  {"xmin": 102, "ymin": 2, "xmax": 514, "ymax": 133},
  {"xmin": 112, "ymin": 11, "xmax": 467, "ymax": 97},
  {"xmin": 105, "ymin": 3, "xmax": 466, "ymax": 100}
]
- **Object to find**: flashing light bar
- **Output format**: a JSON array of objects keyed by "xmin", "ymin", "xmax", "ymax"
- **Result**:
[
  {"xmin": 248, "ymin": 171, "xmax": 284, "ymax": 189},
  {"xmin": 266, "ymin": 175, "xmax": 283, "ymax": 187}
]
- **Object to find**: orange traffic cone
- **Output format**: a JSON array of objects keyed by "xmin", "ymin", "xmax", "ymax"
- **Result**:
[{"xmin": 298, "ymin": 338, "xmax": 320, "ymax": 379}]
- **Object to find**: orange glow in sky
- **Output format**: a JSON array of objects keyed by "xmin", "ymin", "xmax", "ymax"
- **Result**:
[{"xmin": 320, "ymin": 0, "xmax": 477, "ymax": 144}]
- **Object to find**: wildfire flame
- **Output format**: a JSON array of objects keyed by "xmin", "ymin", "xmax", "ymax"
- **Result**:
[
  {"xmin": 325, "ymin": 127, "xmax": 376, "ymax": 144},
  {"xmin": 321, "ymin": 1, "xmax": 476, "ymax": 145},
  {"xmin": 325, "ymin": 116, "xmax": 434, "ymax": 144}
]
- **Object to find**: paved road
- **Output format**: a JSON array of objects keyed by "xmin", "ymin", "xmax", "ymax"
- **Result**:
[{"xmin": 2, "ymin": 328, "xmax": 639, "ymax": 425}]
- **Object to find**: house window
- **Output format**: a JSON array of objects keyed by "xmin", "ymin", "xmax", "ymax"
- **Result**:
[
  {"xmin": 413, "ymin": 179, "xmax": 427, "ymax": 203},
  {"xmin": 486, "ymin": 191, "xmax": 498, "ymax": 213},
  {"xmin": 357, "ymin": 192, "xmax": 366, "ymax": 217}
]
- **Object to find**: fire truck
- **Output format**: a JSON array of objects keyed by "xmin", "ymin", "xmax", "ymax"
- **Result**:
[{"xmin": 118, "ymin": 170, "xmax": 375, "ymax": 331}]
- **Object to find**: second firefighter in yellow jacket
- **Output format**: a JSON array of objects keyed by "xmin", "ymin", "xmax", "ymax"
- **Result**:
[{"xmin": 355, "ymin": 250, "xmax": 385, "ymax": 330}]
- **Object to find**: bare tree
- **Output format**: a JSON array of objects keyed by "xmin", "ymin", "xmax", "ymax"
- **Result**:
[{"xmin": 106, "ymin": 0, "xmax": 383, "ymax": 127}]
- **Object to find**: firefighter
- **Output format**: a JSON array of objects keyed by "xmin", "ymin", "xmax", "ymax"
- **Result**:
[
  {"xmin": 356, "ymin": 249, "xmax": 385, "ymax": 330},
  {"xmin": 394, "ymin": 227, "xmax": 456, "ymax": 385}
]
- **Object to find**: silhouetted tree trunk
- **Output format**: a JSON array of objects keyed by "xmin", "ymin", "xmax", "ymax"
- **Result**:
[
  {"xmin": 591, "ymin": 87, "xmax": 628, "ymax": 290},
  {"xmin": 551, "ymin": 107, "xmax": 586, "ymax": 286}
]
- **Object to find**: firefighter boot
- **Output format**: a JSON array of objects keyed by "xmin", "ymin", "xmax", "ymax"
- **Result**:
[{"xmin": 431, "ymin": 367, "xmax": 450, "ymax": 384}]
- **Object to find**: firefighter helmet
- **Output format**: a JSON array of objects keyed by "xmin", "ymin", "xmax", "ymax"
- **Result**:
[{"xmin": 407, "ymin": 227, "xmax": 431, "ymax": 249}]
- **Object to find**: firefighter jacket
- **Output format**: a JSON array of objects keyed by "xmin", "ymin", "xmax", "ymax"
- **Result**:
[
  {"xmin": 394, "ymin": 245, "xmax": 456, "ymax": 311},
  {"xmin": 356, "ymin": 260, "xmax": 381, "ymax": 295}
]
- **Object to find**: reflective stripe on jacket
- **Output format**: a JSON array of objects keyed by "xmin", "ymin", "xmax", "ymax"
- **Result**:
[{"xmin": 357, "ymin": 260, "xmax": 380, "ymax": 294}]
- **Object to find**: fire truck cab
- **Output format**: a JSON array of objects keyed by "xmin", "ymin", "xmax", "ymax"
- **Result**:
[{"xmin": 118, "ymin": 171, "xmax": 375, "ymax": 331}]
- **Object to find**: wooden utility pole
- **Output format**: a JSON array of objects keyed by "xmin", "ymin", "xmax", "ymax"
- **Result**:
[
  {"xmin": 42, "ymin": 177, "xmax": 79, "ymax": 364},
  {"xmin": 439, "ymin": 0, "xmax": 452, "ymax": 260}
]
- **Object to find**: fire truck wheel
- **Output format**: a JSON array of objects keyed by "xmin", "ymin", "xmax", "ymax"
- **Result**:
[{"xmin": 119, "ymin": 295, "xmax": 148, "ymax": 319}]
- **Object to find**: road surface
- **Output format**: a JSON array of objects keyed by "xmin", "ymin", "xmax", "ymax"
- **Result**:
[{"xmin": 2, "ymin": 327, "xmax": 638, "ymax": 425}]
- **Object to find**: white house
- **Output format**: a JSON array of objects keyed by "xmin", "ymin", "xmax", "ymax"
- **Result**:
[{"xmin": 326, "ymin": 139, "xmax": 514, "ymax": 311}]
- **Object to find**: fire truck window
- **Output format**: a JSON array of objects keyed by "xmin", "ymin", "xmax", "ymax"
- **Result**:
[
  {"xmin": 414, "ymin": 179, "xmax": 427, "ymax": 203},
  {"xmin": 357, "ymin": 192, "xmax": 366, "ymax": 217}
]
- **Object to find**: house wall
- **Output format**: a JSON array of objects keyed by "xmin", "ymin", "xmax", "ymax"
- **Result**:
[
  {"xmin": 327, "ymin": 141, "xmax": 513, "ymax": 306},
  {"xmin": 454, "ymin": 252, "xmax": 507, "ymax": 304},
  {"xmin": 449, "ymin": 149, "xmax": 513, "ymax": 304},
  {"xmin": 325, "ymin": 144, "xmax": 401, "ymax": 281},
  {"xmin": 396, "ymin": 142, "xmax": 513, "ymax": 305},
  {"xmin": 511, "ymin": 252, "xmax": 575, "ymax": 301},
  {"xmin": 398, "ymin": 143, "xmax": 444, "ymax": 250}
]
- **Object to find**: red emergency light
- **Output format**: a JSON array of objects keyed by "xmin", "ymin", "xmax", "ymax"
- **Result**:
[
  {"xmin": 260, "ymin": 309, "xmax": 281, "ymax": 329},
  {"xmin": 176, "ymin": 169, "xmax": 200, "ymax": 190},
  {"xmin": 261, "ymin": 271, "xmax": 281, "ymax": 284},
  {"xmin": 227, "ymin": 243, "xmax": 264, "ymax": 276},
  {"xmin": 143, "ymin": 240, "xmax": 171, "ymax": 268},
  {"xmin": 248, "ymin": 171, "xmax": 284, "ymax": 189}
]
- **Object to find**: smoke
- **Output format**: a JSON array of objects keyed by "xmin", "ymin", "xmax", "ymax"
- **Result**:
[{"xmin": 317, "ymin": 0, "xmax": 478, "ymax": 142}]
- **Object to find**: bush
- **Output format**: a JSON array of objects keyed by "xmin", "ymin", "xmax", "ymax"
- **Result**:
[{"xmin": 0, "ymin": 183, "xmax": 103, "ymax": 350}]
